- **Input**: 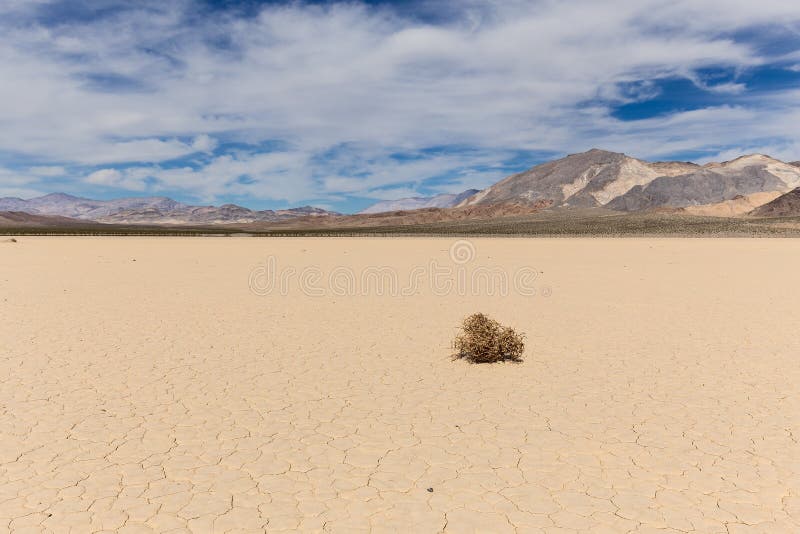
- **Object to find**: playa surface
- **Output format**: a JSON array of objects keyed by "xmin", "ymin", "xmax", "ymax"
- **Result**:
[{"xmin": 1, "ymin": 237, "xmax": 799, "ymax": 533}]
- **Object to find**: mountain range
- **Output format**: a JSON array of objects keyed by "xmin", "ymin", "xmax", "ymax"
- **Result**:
[
  {"xmin": 361, "ymin": 149, "xmax": 800, "ymax": 218},
  {"xmin": 0, "ymin": 193, "xmax": 338, "ymax": 224},
  {"xmin": 458, "ymin": 149, "xmax": 800, "ymax": 215},
  {"xmin": 4, "ymin": 149, "xmax": 800, "ymax": 228}
]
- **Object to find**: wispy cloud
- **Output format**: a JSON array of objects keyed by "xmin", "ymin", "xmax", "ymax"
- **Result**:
[{"xmin": 0, "ymin": 0, "xmax": 799, "ymax": 210}]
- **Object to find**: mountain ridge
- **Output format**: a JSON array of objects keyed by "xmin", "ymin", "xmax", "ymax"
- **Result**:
[
  {"xmin": 607, "ymin": 154, "xmax": 800, "ymax": 211},
  {"xmin": 4, "ymin": 149, "xmax": 800, "ymax": 224},
  {"xmin": 0, "ymin": 210, "xmax": 99, "ymax": 227},
  {"xmin": 0, "ymin": 194, "xmax": 339, "ymax": 224},
  {"xmin": 458, "ymin": 149, "xmax": 800, "ymax": 214},
  {"xmin": 458, "ymin": 149, "xmax": 702, "ymax": 209}
]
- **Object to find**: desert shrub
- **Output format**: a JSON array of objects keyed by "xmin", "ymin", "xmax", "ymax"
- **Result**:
[{"xmin": 453, "ymin": 313, "xmax": 525, "ymax": 363}]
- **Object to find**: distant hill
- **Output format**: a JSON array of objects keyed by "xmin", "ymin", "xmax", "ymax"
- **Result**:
[
  {"xmin": 0, "ymin": 211, "xmax": 91, "ymax": 227},
  {"xmin": 360, "ymin": 189, "xmax": 479, "ymax": 214},
  {"xmin": 96, "ymin": 204, "xmax": 334, "ymax": 225},
  {"xmin": 749, "ymin": 187, "xmax": 800, "ymax": 217},
  {"xmin": 0, "ymin": 193, "xmax": 339, "ymax": 225},
  {"xmin": 0, "ymin": 193, "xmax": 184, "ymax": 219}
]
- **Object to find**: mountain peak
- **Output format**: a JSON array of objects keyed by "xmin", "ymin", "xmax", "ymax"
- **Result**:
[
  {"xmin": 713, "ymin": 154, "xmax": 781, "ymax": 168},
  {"xmin": 565, "ymin": 148, "xmax": 627, "ymax": 161},
  {"xmin": 39, "ymin": 192, "xmax": 84, "ymax": 201},
  {"xmin": 0, "ymin": 193, "xmax": 335, "ymax": 224},
  {"xmin": 585, "ymin": 148, "xmax": 624, "ymax": 156},
  {"xmin": 461, "ymin": 149, "xmax": 645, "ymax": 208}
]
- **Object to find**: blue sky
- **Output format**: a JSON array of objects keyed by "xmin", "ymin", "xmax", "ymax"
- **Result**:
[{"xmin": 0, "ymin": 0, "xmax": 799, "ymax": 213}]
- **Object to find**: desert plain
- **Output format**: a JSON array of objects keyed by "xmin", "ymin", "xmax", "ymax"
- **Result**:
[{"xmin": 1, "ymin": 236, "xmax": 799, "ymax": 533}]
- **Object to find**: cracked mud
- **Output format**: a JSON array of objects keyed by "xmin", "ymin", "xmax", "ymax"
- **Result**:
[{"xmin": 1, "ymin": 237, "xmax": 799, "ymax": 533}]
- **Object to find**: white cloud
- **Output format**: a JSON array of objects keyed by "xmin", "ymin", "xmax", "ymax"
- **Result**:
[
  {"xmin": 85, "ymin": 168, "xmax": 148, "ymax": 191},
  {"xmin": 51, "ymin": 137, "xmax": 215, "ymax": 165},
  {"xmin": 80, "ymin": 148, "xmax": 506, "ymax": 202},
  {"xmin": 0, "ymin": 166, "xmax": 49, "ymax": 198},
  {"xmin": 191, "ymin": 134, "xmax": 218, "ymax": 153},
  {"xmin": 86, "ymin": 168, "xmax": 123, "ymax": 185},
  {"xmin": 696, "ymin": 143, "xmax": 800, "ymax": 165},
  {"xmin": 0, "ymin": 0, "xmax": 799, "ymax": 204},
  {"xmin": 28, "ymin": 166, "xmax": 66, "ymax": 177}
]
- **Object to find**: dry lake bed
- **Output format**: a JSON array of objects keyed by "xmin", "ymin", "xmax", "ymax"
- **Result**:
[{"xmin": 1, "ymin": 237, "xmax": 799, "ymax": 533}]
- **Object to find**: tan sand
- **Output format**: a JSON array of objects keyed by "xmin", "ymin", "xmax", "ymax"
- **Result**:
[
  {"xmin": 1, "ymin": 237, "xmax": 799, "ymax": 533},
  {"xmin": 683, "ymin": 191, "xmax": 784, "ymax": 217}
]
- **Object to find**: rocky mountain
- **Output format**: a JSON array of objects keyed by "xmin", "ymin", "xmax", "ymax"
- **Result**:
[
  {"xmin": 607, "ymin": 155, "xmax": 800, "ymax": 211},
  {"xmin": 791, "ymin": 162, "xmax": 800, "ymax": 168},
  {"xmin": 458, "ymin": 149, "xmax": 700, "ymax": 209},
  {"xmin": 359, "ymin": 189, "xmax": 479, "ymax": 214},
  {"xmin": 451, "ymin": 149, "xmax": 800, "ymax": 214},
  {"xmin": 0, "ymin": 193, "xmax": 338, "ymax": 224},
  {"xmin": 749, "ymin": 187, "xmax": 800, "ymax": 217}
]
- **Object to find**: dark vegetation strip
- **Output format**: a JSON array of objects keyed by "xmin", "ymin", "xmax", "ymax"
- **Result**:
[{"xmin": 3, "ymin": 215, "xmax": 800, "ymax": 237}]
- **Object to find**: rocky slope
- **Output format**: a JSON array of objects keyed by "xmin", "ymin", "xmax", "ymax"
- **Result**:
[
  {"xmin": 683, "ymin": 191, "xmax": 784, "ymax": 217},
  {"xmin": 749, "ymin": 187, "xmax": 800, "ymax": 217},
  {"xmin": 455, "ymin": 150, "xmax": 800, "ymax": 214},
  {"xmin": 459, "ymin": 149, "xmax": 697, "ymax": 209},
  {"xmin": 359, "ymin": 189, "xmax": 479, "ymax": 214},
  {"xmin": 607, "ymin": 155, "xmax": 800, "ymax": 211}
]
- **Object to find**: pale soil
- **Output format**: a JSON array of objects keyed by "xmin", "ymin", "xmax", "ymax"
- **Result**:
[
  {"xmin": 1, "ymin": 237, "xmax": 799, "ymax": 533},
  {"xmin": 683, "ymin": 191, "xmax": 783, "ymax": 217}
]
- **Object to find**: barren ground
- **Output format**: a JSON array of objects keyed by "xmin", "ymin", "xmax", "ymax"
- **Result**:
[{"xmin": 1, "ymin": 237, "xmax": 799, "ymax": 533}]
